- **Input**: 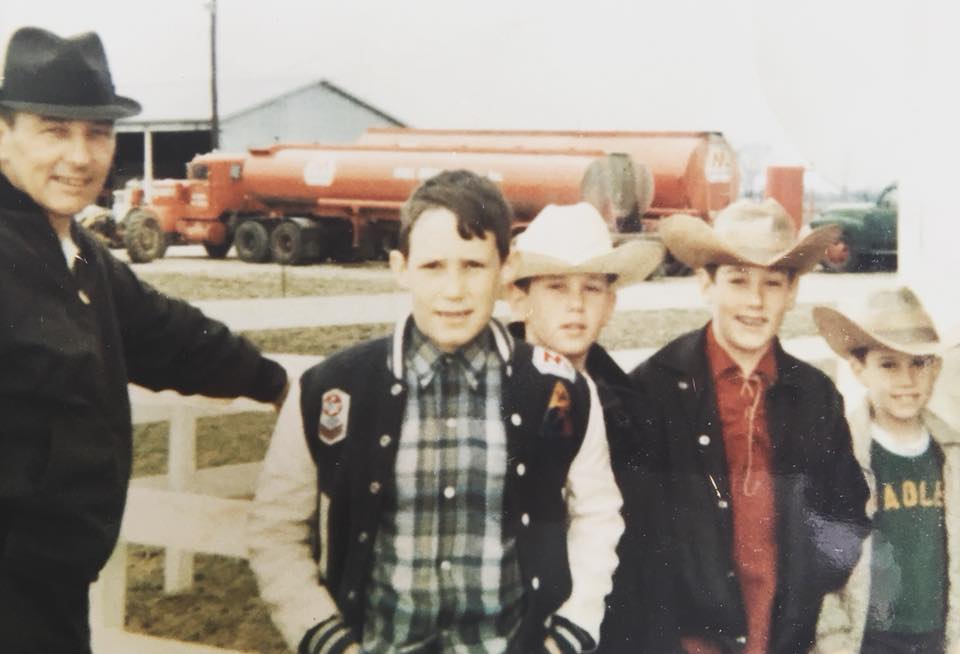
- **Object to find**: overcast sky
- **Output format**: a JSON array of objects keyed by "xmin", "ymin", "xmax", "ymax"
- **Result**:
[{"xmin": 0, "ymin": 0, "xmax": 921, "ymax": 189}]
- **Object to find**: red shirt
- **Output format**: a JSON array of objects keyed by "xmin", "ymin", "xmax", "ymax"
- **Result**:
[{"xmin": 683, "ymin": 326, "xmax": 779, "ymax": 654}]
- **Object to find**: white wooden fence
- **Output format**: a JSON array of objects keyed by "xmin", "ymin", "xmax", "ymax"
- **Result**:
[{"xmin": 88, "ymin": 338, "xmax": 860, "ymax": 653}]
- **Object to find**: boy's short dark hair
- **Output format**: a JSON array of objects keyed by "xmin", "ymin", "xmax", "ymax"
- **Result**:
[
  {"xmin": 703, "ymin": 263, "xmax": 798, "ymax": 282},
  {"xmin": 398, "ymin": 169, "xmax": 513, "ymax": 260}
]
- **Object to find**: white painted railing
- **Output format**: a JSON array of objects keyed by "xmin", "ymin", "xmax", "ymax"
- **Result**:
[{"xmin": 89, "ymin": 339, "xmax": 861, "ymax": 653}]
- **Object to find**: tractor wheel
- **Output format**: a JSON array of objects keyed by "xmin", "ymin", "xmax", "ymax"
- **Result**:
[
  {"xmin": 270, "ymin": 221, "xmax": 309, "ymax": 265},
  {"xmin": 822, "ymin": 234, "xmax": 859, "ymax": 272},
  {"xmin": 124, "ymin": 210, "xmax": 167, "ymax": 263},
  {"xmin": 234, "ymin": 221, "xmax": 271, "ymax": 263}
]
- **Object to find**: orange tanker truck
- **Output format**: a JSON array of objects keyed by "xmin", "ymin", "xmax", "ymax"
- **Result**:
[
  {"xmin": 358, "ymin": 128, "xmax": 740, "ymax": 228},
  {"xmin": 123, "ymin": 143, "xmax": 654, "ymax": 264}
]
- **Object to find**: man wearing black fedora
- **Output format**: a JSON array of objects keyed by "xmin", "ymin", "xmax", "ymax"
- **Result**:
[{"xmin": 0, "ymin": 27, "xmax": 289, "ymax": 653}]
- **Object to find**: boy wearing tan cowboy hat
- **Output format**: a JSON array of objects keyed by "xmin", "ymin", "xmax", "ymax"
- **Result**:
[
  {"xmin": 629, "ymin": 199, "xmax": 870, "ymax": 654},
  {"xmin": 813, "ymin": 288, "xmax": 960, "ymax": 654},
  {"xmin": 503, "ymin": 202, "xmax": 668, "ymax": 653},
  {"xmin": 0, "ymin": 27, "xmax": 289, "ymax": 653}
]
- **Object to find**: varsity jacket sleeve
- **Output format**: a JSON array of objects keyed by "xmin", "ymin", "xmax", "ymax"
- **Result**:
[
  {"xmin": 246, "ymin": 383, "xmax": 346, "ymax": 651},
  {"xmin": 554, "ymin": 375, "xmax": 625, "ymax": 648}
]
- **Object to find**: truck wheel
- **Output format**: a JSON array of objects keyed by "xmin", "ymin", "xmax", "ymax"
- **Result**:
[
  {"xmin": 203, "ymin": 232, "xmax": 233, "ymax": 259},
  {"xmin": 124, "ymin": 210, "xmax": 167, "ymax": 263},
  {"xmin": 270, "ymin": 221, "xmax": 308, "ymax": 265},
  {"xmin": 234, "ymin": 221, "xmax": 271, "ymax": 263}
]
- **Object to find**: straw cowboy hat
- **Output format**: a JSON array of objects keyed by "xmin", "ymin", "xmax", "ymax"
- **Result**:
[
  {"xmin": 505, "ymin": 202, "xmax": 664, "ymax": 287},
  {"xmin": 0, "ymin": 27, "xmax": 141, "ymax": 120},
  {"xmin": 813, "ymin": 287, "xmax": 950, "ymax": 358},
  {"xmin": 659, "ymin": 198, "xmax": 839, "ymax": 273}
]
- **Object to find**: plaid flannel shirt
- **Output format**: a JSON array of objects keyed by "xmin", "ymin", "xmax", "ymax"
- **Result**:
[{"xmin": 361, "ymin": 325, "xmax": 524, "ymax": 653}]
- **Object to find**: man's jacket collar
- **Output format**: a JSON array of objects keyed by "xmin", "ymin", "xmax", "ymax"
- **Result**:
[{"xmin": 388, "ymin": 314, "xmax": 514, "ymax": 381}]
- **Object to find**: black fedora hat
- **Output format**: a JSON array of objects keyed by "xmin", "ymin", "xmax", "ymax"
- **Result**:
[{"xmin": 0, "ymin": 27, "xmax": 141, "ymax": 120}]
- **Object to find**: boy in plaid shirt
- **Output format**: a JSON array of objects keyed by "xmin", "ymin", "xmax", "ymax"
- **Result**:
[{"xmin": 248, "ymin": 171, "xmax": 623, "ymax": 654}]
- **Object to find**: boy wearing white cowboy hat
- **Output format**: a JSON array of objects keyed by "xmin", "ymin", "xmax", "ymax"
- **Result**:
[
  {"xmin": 0, "ymin": 27, "xmax": 289, "ymax": 653},
  {"xmin": 813, "ymin": 288, "xmax": 960, "ymax": 654},
  {"xmin": 629, "ymin": 199, "xmax": 870, "ymax": 654},
  {"xmin": 503, "ymin": 202, "xmax": 668, "ymax": 653}
]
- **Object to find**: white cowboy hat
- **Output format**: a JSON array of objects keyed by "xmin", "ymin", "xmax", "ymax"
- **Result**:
[
  {"xmin": 660, "ymin": 198, "xmax": 839, "ymax": 274},
  {"xmin": 813, "ymin": 287, "xmax": 950, "ymax": 358},
  {"xmin": 505, "ymin": 202, "xmax": 664, "ymax": 287}
]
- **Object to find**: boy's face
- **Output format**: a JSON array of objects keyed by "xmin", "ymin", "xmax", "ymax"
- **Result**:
[
  {"xmin": 699, "ymin": 264, "xmax": 798, "ymax": 360},
  {"xmin": 851, "ymin": 348, "xmax": 941, "ymax": 424},
  {"xmin": 509, "ymin": 273, "xmax": 616, "ymax": 368},
  {"xmin": 390, "ymin": 207, "xmax": 502, "ymax": 352}
]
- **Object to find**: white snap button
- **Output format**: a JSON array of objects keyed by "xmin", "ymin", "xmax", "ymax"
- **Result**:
[
  {"xmin": 440, "ymin": 560, "xmax": 452, "ymax": 572},
  {"xmin": 390, "ymin": 383, "xmax": 403, "ymax": 396},
  {"xmin": 369, "ymin": 481, "xmax": 381, "ymax": 495},
  {"xmin": 718, "ymin": 499, "xmax": 729, "ymax": 509},
  {"xmin": 358, "ymin": 531, "xmax": 368, "ymax": 543},
  {"xmin": 511, "ymin": 413, "xmax": 522, "ymax": 426},
  {"xmin": 677, "ymin": 380, "xmax": 689, "ymax": 390},
  {"xmin": 531, "ymin": 577, "xmax": 540, "ymax": 590},
  {"xmin": 521, "ymin": 513, "xmax": 530, "ymax": 526},
  {"xmin": 446, "ymin": 417, "xmax": 457, "ymax": 429},
  {"xmin": 698, "ymin": 434, "xmax": 711, "ymax": 446},
  {"xmin": 380, "ymin": 434, "xmax": 391, "ymax": 447},
  {"xmin": 516, "ymin": 463, "xmax": 526, "ymax": 477},
  {"xmin": 78, "ymin": 290, "xmax": 91, "ymax": 305},
  {"xmin": 443, "ymin": 486, "xmax": 456, "ymax": 499}
]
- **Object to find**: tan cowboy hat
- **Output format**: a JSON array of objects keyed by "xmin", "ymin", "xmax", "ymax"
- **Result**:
[
  {"xmin": 505, "ymin": 202, "xmax": 664, "ymax": 287},
  {"xmin": 813, "ymin": 287, "xmax": 949, "ymax": 358},
  {"xmin": 660, "ymin": 198, "xmax": 839, "ymax": 273}
]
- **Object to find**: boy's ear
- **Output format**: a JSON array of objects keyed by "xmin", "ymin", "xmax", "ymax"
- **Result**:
[
  {"xmin": 389, "ymin": 250, "xmax": 409, "ymax": 290},
  {"xmin": 848, "ymin": 354, "xmax": 867, "ymax": 382},
  {"xmin": 696, "ymin": 268, "xmax": 715, "ymax": 300}
]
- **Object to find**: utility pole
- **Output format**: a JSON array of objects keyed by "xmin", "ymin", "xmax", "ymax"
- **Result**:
[{"xmin": 209, "ymin": 0, "xmax": 220, "ymax": 150}]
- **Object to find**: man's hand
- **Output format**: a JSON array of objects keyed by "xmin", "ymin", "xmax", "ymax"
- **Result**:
[
  {"xmin": 543, "ymin": 635, "xmax": 563, "ymax": 654},
  {"xmin": 273, "ymin": 380, "xmax": 290, "ymax": 412}
]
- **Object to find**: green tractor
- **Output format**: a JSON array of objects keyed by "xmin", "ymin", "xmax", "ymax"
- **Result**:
[{"xmin": 812, "ymin": 183, "xmax": 897, "ymax": 272}]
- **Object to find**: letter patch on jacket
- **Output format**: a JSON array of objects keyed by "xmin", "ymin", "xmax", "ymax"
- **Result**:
[
  {"xmin": 318, "ymin": 388, "xmax": 350, "ymax": 445},
  {"xmin": 545, "ymin": 380, "xmax": 573, "ymax": 438},
  {"xmin": 532, "ymin": 346, "xmax": 575, "ymax": 381}
]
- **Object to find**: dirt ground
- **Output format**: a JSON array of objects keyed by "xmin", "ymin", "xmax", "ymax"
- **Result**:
[{"xmin": 128, "ymin": 264, "xmax": 826, "ymax": 653}]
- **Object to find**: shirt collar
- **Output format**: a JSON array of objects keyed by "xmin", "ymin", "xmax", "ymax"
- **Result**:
[
  {"xmin": 406, "ymin": 323, "xmax": 491, "ymax": 390},
  {"xmin": 705, "ymin": 321, "xmax": 778, "ymax": 383}
]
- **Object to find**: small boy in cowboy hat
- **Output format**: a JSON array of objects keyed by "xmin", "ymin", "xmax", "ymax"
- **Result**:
[
  {"xmin": 813, "ymin": 288, "xmax": 959, "ymax": 654},
  {"xmin": 503, "ymin": 201, "xmax": 668, "ymax": 652},
  {"xmin": 629, "ymin": 199, "xmax": 871, "ymax": 653},
  {"xmin": 0, "ymin": 27, "xmax": 288, "ymax": 654}
]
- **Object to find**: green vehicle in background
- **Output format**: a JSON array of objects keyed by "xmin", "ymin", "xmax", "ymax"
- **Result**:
[{"xmin": 811, "ymin": 182, "xmax": 898, "ymax": 272}]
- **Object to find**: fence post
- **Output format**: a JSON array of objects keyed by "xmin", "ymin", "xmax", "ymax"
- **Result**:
[{"xmin": 165, "ymin": 405, "xmax": 198, "ymax": 593}]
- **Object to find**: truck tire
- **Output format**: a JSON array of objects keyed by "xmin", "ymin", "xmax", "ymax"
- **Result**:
[
  {"xmin": 203, "ymin": 230, "xmax": 233, "ymax": 259},
  {"xmin": 234, "ymin": 221, "xmax": 271, "ymax": 263},
  {"xmin": 270, "ymin": 221, "xmax": 308, "ymax": 265},
  {"xmin": 124, "ymin": 210, "xmax": 167, "ymax": 263}
]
